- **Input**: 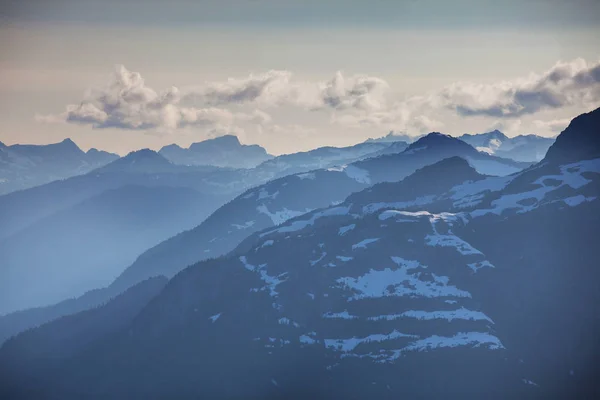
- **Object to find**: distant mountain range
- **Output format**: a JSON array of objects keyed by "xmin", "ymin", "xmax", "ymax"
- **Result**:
[
  {"xmin": 0, "ymin": 131, "xmax": 554, "ymax": 197},
  {"xmin": 159, "ymin": 135, "xmax": 273, "ymax": 168},
  {"xmin": 0, "ymin": 131, "xmax": 530, "ymax": 341},
  {"xmin": 0, "ymin": 139, "xmax": 118, "ymax": 195},
  {"xmin": 1, "ymin": 107, "xmax": 598, "ymax": 398},
  {"xmin": 459, "ymin": 130, "xmax": 555, "ymax": 162},
  {"xmin": 365, "ymin": 131, "xmax": 421, "ymax": 143}
]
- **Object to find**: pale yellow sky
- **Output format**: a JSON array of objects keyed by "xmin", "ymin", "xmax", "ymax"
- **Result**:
[{"xmin": 1, "ymin": 1, "xmax": 599, "ymax": 155}]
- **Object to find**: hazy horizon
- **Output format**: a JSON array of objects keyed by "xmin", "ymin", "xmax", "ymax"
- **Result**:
[{"xmin": 2, "ymin": 0, "xmax": 599, "ymax": 156}]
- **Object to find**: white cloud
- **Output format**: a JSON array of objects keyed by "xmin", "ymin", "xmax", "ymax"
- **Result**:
[
  {"xmin": 436, "ymin": 58, "xmax": 600, "ymax": 118},
  {"xmin": 533, "ymin": 118, "xmax": 571, "ymax": 133},
  {"xmin": 317, "ymin": 71, "xmax": 389, "ymax": 111},
  {"xmin": 37, "ymin": 58, "xmax": 600, "ymax": 140}
]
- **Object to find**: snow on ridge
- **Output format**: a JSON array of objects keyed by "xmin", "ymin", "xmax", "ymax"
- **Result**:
[
  {"xmin": 336, "ymin": 255, "xmax": 353, "ymax": 262},
  {"xmin": 470, "ymin": 158, "xmax": 600, "ymax": 218},
  {"xmin": 209, "ymin": 313, "xmax": 221, "ymax": 322}
]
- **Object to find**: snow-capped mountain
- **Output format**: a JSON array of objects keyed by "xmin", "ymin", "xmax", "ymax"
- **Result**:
[
  {"xmin": 459, "ymin": 130, "xmax": 555, "ymax": 162},
  {"xmin": 112, "ymin": 132, "xmax": 526, "ymax": 290},
  {"xmin": 0, "ymin": 138, "xmax": 118, "ymax": 195},
  {"xmin": 2, "ymin": 107, "xmax": 598, "ymax": 398},
  {"xmin": 0, "ymin": 133, "xmax": 526, "ymax": 342},
  {"xmin": 159, "ymin": 135, "xmax": 273, "ymax": 169}
]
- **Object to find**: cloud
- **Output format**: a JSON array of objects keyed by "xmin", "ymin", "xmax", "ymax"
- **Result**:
[
  {"xmin": 438, "ymin": 58, "xmax": 600, "ymax": 118},
  {"xmin": 42, "ymin": 65, "xmax": 273, "ymax": 133},
  {"xmin": 41, "ymin": 65, "xmax": 390, "ymax": 133},
  {"xmin": 533, "ymin": 118, "xmax": 571, "ymax": 133},
  {"xmin": 184, "ymin": 70, "xmax": 293, "ymax": 106},
  {"xmin": 38, "ymin": 58, "xmax": 599, "ymax": 139},
  {"xmin": 317, "ymin": 71, "xmax": 389, "ymax": 111}
]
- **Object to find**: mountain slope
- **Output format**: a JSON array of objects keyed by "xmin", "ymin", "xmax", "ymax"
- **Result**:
[
  {"xmin": 0, "ymin": 184, "xmax": 223, "ymax": 314},
  {"xmin": 0, "ymin": 149, "xmax": 243, "ymax": 242},
  {"xmin": 0, "ymin": 139, "xmax": 119, "ymax": 195},
  {"xmin": 2, "ymin": 108, "xmax": 598, "ymax": 398},
  {"xmin": 111, "ymin": 133, "xmax": 526, "ymax": 291},
  {"xmin": 0, "ymin": 276, "xmax": 167, "ymax": 399}
]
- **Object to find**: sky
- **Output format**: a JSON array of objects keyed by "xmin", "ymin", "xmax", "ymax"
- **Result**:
[{"xmin": 1, "ymin": 0, "xmax": 599, "ymax": 155}]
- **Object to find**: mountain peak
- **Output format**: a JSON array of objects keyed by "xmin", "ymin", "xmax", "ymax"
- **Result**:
[
  {"xmin": 99, "ymin": 149, "xmax": 173, "ymax": 173},
  {"xmin": 160, "ymin": 135, "xmax": 272, "ymax": 168},
  {"xmin": 366, "ymin": 131, "xmax": 420, "ymax": 144},
  {"xmin": 189, "ymin": 135, "xmax": 242, "ymax": 151},
  {"xmin": 543, "ymin": 107, "xmax": 600, "ymax": 164},
  {"xmin": 46, "ymin": 138, "xmax": 84, "ymax": 155},
  {"xmin": 406, "ymin": 132, "xmax": 474, "ymax": 153}
]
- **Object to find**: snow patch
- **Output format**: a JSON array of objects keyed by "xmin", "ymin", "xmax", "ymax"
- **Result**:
[
  {"xmin": 336, "ymin": 257, "xmax": 471, "ymax": 300},
  {"xmin": 368, "ymin": 307, "xmax": 493, "ymax": 323},
  {"xmin": 352, "ymin": 238, "xmax": 379, "ymax": 250},
  {"xmin": 338, "ymin": 224, "xmax": 356, "ymax": 236},
  {"xmin": 325, "ymin": 330, "xmax": 418, "ymax": 352},
  {"xmin": 231, "ymin": 220, "xmax": 255, "ymax": 230}
]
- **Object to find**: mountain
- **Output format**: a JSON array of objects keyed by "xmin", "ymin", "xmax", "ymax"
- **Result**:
[
  {"xmin": 0, "ymin": 149, "xmax": 247, "ymax": 242},
  {"xmin": 159, "ymin": 135, "xmax": 273, "ymax": 168},
  {"xmin": 97, "ymin": 148, "xmax": 181, "ymax": 173},
  {"xmin": 0, "ymin": 184, "xmax": 225, "ymax": 315},
  {"xmin": 365, "ymin": 131, "xmax": 422, "ymax": 143},
  {"xmin": 543, "ymin": 107, "xmax": 600, "ymax": 163},
  {"xmin": 2, "ymin": 108, "xmax": 599, "ymax": 398},
  {"xmin": 0, "ymin": 276, "xmax": 167, "ymax": 398},
  {"xmin": 0, "ymin": 133, "xmax": 525, "ymax": 343},
  {"xmin": 251, "ymin": 141, "xmax": 399, "ymax": 178},
  {"xmin": 459, "ymin": 130, "xmax": 555, "ymax": 162},
  {"xmin": 0, "ymin": 139, "xmax": 119, "ymax": 195},
  {"xmin": 111, "ymin": 133, "xmax": 526, "ymax": 290}
]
